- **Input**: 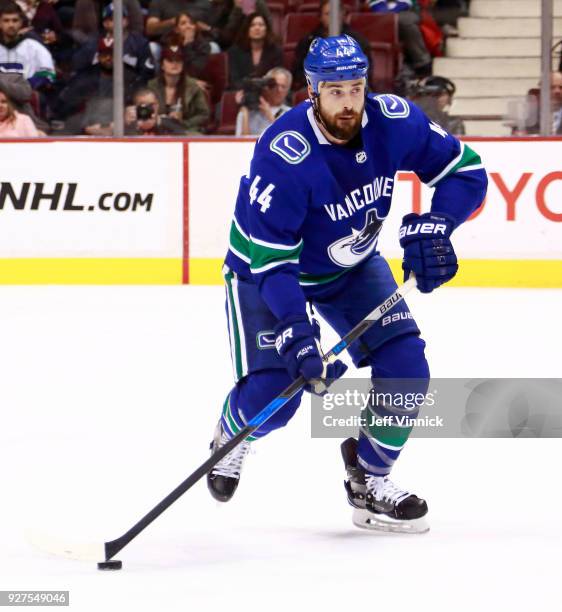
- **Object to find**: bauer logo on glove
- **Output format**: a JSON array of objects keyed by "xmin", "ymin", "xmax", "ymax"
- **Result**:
[
  {"xmin": 398, "ymin": 221, "xmax": 448, "ymax": 240},
  {"xmin": 274, "ymin": 315, "xmax": 348, "ymax": 395},
  {"xmin": 399, "ymin": 212, "xmax": 459, "ymax": 293}
]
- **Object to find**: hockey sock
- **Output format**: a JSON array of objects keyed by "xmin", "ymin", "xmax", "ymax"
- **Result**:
[
  {"xmin": 357, "ymin": 334, "xmax": 430, "ymax": 475},
  {"xmin": 221, "ymin": 369, "xmax": 303, "ymax": 441}
]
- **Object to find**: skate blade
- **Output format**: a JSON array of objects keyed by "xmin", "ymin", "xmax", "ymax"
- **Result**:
[{"xmin": 352, "ymin": 508, "xmax": 429, "ymax": 535}]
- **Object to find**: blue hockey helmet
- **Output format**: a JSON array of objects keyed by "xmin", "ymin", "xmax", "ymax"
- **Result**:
[{"xmin": 304, "ymin": 35, "xmax": 369, "ymax": 95}]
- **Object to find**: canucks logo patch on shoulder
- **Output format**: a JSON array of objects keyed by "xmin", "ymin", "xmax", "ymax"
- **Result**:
[
  {"xmin": 374, "ymin": 94, "xmax": 410, "ymax": 119},
  {"xmin": 270, "ymin": 131, "xmax": 311, "ymax": 165}
]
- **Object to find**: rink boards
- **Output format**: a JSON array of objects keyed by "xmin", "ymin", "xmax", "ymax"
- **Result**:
[{"xmin": 0, "ymin": 137, "xmax": 560, "ymax": 287}]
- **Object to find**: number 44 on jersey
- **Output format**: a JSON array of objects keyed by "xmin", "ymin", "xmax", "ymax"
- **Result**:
[{"xmin": 249, "ymin": 176, "xmax": 275, "ymax": 213}]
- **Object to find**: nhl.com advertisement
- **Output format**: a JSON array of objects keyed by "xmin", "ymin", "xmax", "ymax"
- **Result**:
[
  {"xmin": 0, "ymin": 181, "xmax": 154, "ymax": 213},
  {"xmin": 0, "ymin": 142, "xmax": 183, "ymax": 261},
  {"xmin": 0, "ymin": 182, "xmax": 154, "ymax": 212}
]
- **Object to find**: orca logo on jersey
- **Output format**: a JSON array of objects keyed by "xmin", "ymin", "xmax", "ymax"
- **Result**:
[
  {"xmin": 327, "ymin": 208, "xmax": 385, "ymax": 267},
  {"xmin": 270, "ymin": 131, "xmax": 311, "ymax": 165}
]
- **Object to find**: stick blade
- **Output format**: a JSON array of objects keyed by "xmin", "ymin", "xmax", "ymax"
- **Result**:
[{"xmin": 25, "ymin": 528, "xmax": 105, "ymax": 562}]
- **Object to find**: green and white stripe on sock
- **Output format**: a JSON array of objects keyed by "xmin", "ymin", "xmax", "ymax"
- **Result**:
[
  {"xmin": 220, "ymin": 393, "xmax": 258, "ymax": 442},
  {"xmin": 357, "ymin": 406, "xmax": 414, "ymax": 476}
]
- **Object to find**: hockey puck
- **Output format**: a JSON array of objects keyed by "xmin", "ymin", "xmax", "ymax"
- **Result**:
[{"xmin": 97, "ymin": 560, "xmax": 122, "ymax": 571}]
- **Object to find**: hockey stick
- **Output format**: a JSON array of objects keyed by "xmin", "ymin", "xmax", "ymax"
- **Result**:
[{"xmin": 29, "ymin": 275, "xmax": 417, "ymax": 565}]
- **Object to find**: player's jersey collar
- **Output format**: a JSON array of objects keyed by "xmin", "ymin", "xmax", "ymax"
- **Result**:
[
  {"xmin": 306, "ymin": 105, "xmax": 330, "ymax": 145},
  {"xmin": 306, "ymin": 104, "xmax": 369, "ymax": 146}
]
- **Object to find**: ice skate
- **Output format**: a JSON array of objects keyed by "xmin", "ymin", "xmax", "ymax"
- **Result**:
[
  {"xmin": 207, "ymin": 421, "xmax": 251, "ymax": 502},
  {"xmin": 341, "ymin": 437, "xmax": 429, "ymax": 534}
]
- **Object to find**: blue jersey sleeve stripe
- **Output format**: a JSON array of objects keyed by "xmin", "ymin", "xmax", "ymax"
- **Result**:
[
  {"xmin": 229, "ymin": 246, "xmax": 251, "ymax": 264},
  {"xmin": 233, "ymin": 215, "xmax": 249, "ymax": 241},
  {"xmin": 426, "ymin": 141, "xmax": 465, "ymax": 188},
  {"xmin": 455, "ymin": 164, "xmax": 485, "ymax": 173}
]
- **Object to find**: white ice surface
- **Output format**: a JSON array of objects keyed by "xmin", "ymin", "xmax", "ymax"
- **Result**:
[{"xmin": 0, "ymin": 286, "xmax": 561, "ymax": 612}]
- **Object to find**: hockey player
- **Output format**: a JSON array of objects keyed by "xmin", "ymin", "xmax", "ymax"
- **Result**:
[{"xmin": 207, "ymin": 35, "xmax": 487, "ymax": 533}]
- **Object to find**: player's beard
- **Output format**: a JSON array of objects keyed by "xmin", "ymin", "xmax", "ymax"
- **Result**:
[{"xmin": 318, "ymin": 99, "xmax": 364, "ymax": 141}]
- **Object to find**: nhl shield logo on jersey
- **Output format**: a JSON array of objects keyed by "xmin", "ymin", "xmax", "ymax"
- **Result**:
[
  {"xmin": 327, "ymin": 208, "xmax": 385, "ymax": 267},
  {"xmin": 356, "ymin": 151, "xmax": 367, "ymax": 164},
  {"xmin": 270, "ymin": 131, "xmax": 311, "ymax": 165}
]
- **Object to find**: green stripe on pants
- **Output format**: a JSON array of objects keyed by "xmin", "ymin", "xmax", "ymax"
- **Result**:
[{"xmin": 225, "ymin": 271, "xmax": 243, "ymax": 380}]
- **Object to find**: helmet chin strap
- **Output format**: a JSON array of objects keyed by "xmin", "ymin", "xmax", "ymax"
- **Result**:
[{"xmin": 311, "ymin": 92, "xmax": 332, "ymax": 135}]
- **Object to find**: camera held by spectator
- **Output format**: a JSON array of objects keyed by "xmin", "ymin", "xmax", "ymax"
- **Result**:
[
  {"xmin": 236, "ymin": 67, "xmax": 292, "ymax": 136},
  {"xmin": 241, "ymin": 76, "xmax": 276, "ymax": 111},
  {"xmin": 125, "ymin": 87, "xmax": 187, "ymax": 136}
]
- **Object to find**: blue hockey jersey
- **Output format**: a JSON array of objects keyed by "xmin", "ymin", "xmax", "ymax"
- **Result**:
[{"xmin": 224, "ymin": 94, "xmax": 487, "ymax": 321}]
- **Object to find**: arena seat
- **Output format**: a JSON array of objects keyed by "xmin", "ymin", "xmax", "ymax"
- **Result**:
[
  {"xmin": 200, "ymin": 52, "xmax": 229, "ymax": 107},
  {"xmin": 283, "ymin": 14, "xmax": 320, "ymax": 50},
  {"xmin": 216, "ymin": 91, "xmax": 239, "ymax": 135}
]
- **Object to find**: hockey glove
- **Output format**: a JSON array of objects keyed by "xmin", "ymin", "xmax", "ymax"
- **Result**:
[
  {"xmin": 274, "ymin": 316, "xmax": 347, "ymax": 396},
  {"xmin": 399, "ymin": 212, "xmax": 458, "ymax": 293}
]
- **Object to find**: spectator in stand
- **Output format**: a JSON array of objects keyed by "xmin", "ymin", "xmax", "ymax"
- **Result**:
[
  {"xmin": 16, "ymin": 0, "xmax": 63, "ymax": 42},
  {"xmin": 0, "ymin": 81, "xmax": 38, "ymax": 135},
  {"xmin": 146, "ymin": 0, "xmax": 212, "ymax": 40},
  {"xmin": 51, "ymin": 0, "xmax": 75, "ymax": 27},
  {"xmin": 368, "ymin": 0, "xmax": 432, "ymax": 76},
  {"xmin": 162, "ymin": 11, "xmax": 213, "ymax": 80},
  {"xmin": 54, "ymin": 35, "xmax": 143, "ymax": 134},
  {"xmin": 207, "ymin": 0, "xmax": 271, "ymax": 50},
  {"xmin": 235, "ymin": 65, "xmax": 290, "ymax": 136},
  {"xmin": 409, "ymin": 75, "xmax": 464, "ymax": 134},
  {"xmin": 16, "ymin": 0, "xmax": 74, "ymax": 75},
  {"xmin": 549, "ymin": 71, "xmax": 562, "ymax": 133},
  {"xmin": 72, "ymin": 0, "xmax": 144, "ymax": 45},
  {"xmin": 0, "ymin": 70, "xmax": 47, "ymax": 131},
  {"xmin": 292, "ymin": 0, "xmax": 370, "ymax": 91},
  {"xmin": 0, "ymin": 2, "xmax": 55, "ymax": 90},
  {"xmin": 148, "ymin": 44, "xmax": 210, "ymax": 133},
  {"xmin": 429, "ymin": 0, "xmax": 470, "ymax": 38},
  {"xmin": 125, "ymin": 86, "xmax": 188, "ymax": 134},
  {"xmin": 523, "ymin": 71, "xmax": 562, "ymax": 135},
  {"xmin": 227, "ymin": 11, "xmax": 281, "ymax": 90},
  {"xmin": 73, "ymin": 3, "xmax": 155, "ymax": 82}
]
